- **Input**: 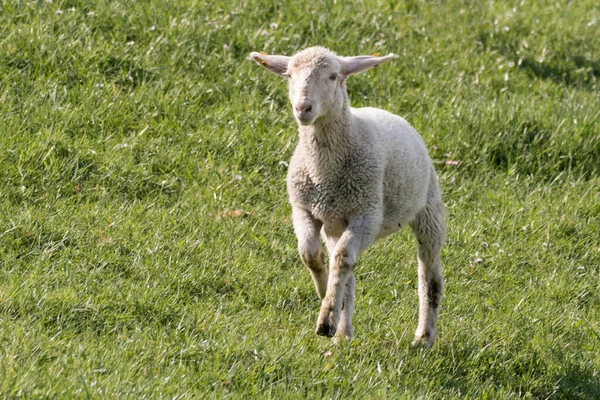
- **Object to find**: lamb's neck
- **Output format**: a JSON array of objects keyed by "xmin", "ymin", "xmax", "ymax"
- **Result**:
[{"xmin": 297, "ymin": 107, "xmax": 354, "ymax": 175}]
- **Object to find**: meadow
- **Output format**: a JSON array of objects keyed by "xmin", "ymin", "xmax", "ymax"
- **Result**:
[{"xmin": 1, "ymin": 0, "xmax": 599, "ymax": 397}]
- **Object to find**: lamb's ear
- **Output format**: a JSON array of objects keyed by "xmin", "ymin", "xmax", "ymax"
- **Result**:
[
  {"xmin": 341, "ymin": 53, "xmax": 398, "ymax": 77},
  {"xmin": 250, "ymin": 52, "xmax": 290, "ymax": 76}
]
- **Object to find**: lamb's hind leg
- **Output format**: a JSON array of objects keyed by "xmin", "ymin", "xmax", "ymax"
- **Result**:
[{"xmin": 410, "ymin": 196, "xmax": 445, "ymax": 347}]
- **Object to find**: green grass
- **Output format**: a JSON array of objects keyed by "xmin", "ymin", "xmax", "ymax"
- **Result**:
[{"xmin": 1, "ymin": 0, "xmax": 599, "ymax": 397}]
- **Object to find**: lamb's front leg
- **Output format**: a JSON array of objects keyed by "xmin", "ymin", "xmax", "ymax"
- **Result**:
[
  {"xmin": 292, "ymin": 208, "xmax": 328, "ymax": 299},
  {"xmin": 316, "ymin": 212, "xmax": 381, "ymax": 338},
  {"xmin": 335, "ymin": 272, "xmax": 355, "ymax": 340}
]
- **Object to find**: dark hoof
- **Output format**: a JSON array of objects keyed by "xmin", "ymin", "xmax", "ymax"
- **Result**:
[{"xmin": 316, "ymin": 324, "xmax": 336, "ymax": 338}]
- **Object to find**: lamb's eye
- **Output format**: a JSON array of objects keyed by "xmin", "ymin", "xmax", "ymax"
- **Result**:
[{"xmin": 329, "ymin": 74, "xmax": 337, "ymax": 81}]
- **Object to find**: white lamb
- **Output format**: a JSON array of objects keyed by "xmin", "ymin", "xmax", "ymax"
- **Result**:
[{"xmin": 250, "ymin": 47, "xmax": 445, "ymax": 347}]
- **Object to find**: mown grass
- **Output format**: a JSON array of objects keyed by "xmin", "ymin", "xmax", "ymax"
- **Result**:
[{"xmin": 1, "ymin": 0, "xmax": 599, "ymax": 398}]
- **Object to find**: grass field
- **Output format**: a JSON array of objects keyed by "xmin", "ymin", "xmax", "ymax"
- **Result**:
[{"xmin": 1, "ymin": 0, "xmax": 599, "ymax": 397}]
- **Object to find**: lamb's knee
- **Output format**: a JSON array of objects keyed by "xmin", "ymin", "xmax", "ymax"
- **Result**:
[
  {"xmin": 331, "ymin": 249, "xmax": 356, "ymax": 272},
  {"xmin": 299, "ymin": 245, "xmax": 325, "ymax": 272}
]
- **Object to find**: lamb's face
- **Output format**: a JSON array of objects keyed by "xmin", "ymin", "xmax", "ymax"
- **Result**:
[
  {"xmin": 286, "ymin": 54, "xmax": 343, "ymax": 126},
  {"xmin": 250, "ymin": 47, "xmax": 397, "ymax": 126}
]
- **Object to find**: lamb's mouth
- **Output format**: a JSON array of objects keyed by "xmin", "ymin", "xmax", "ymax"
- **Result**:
[{"xmin": 296, "ymin": 114, "xmax": 316, "ymax": 126}]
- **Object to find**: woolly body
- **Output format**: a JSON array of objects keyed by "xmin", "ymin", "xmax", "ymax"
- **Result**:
[{"xmin": 289, "ymin": 107, "xmax": 433, "ymax": 241}]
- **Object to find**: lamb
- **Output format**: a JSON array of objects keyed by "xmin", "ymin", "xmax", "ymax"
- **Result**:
[{"xmin": 250, "ymin": 47, "xmax": 445, "ymax": 347}]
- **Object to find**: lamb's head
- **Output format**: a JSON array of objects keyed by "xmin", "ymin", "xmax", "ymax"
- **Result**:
[{"xmin": 250, "ymin": 47, "xmax": 397, "ymax": 126}]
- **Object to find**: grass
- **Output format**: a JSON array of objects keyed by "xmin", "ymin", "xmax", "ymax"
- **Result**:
[{"xmin": 0, "ymin": 0, "xmax": 599, "ymax": 397}]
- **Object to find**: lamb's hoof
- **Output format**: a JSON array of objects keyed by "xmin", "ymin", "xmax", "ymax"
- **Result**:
[
  {"xmin": 332, "ymin": 332, "xmax": 353, "ymax": 345},
  {"xmin": 411, "ymin": 330, "xmax": 436, "ymax": 348},
  {"xmin": 316, "ymin": 324, "xmax": 336, "ymax": 338}
]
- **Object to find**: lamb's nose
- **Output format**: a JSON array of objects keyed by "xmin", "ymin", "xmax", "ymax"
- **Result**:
[{"xmin": 295, "ymin": 103, "xmax": 312, "ymax": 114}]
